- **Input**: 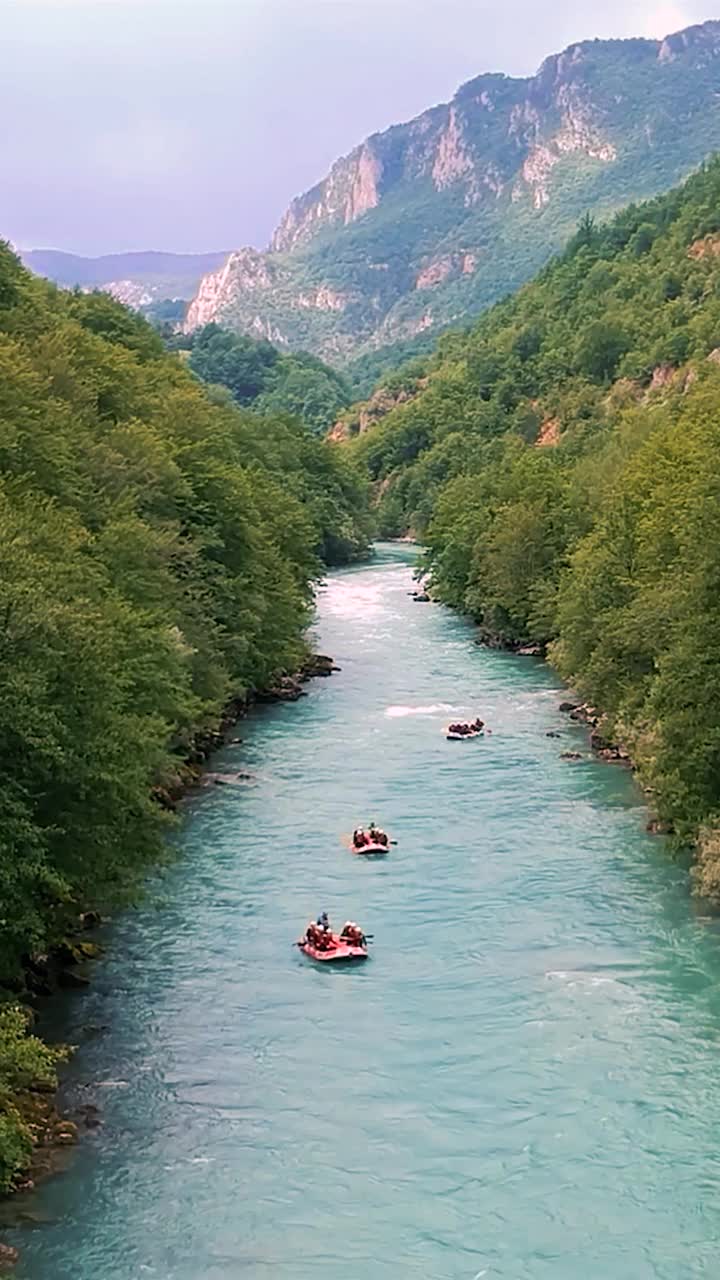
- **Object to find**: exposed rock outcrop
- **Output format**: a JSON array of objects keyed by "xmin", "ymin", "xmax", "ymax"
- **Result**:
[
  {"xmin": 184, "ymin": 250, "xmax": 285, "ymax": 336},
  {"xmin": 271, "ymin": 142, "xmax": 383, "ymax": 254},
  {"xmin": 687, "ymin": 233, "xmax": 720, "ymax": 260},
  {"xmin": 184, "ymin": 21, "xmax": 720, "ymax": 363},
  {"xmin": 432, "ymin": 107, "xmax": 477, "ymax": 193},
  {"xmin": 692, "ymin": 826, "xmax": 720, "ymax": 902},
  {"xmin": 535, "ymin": 416, "xmax": 561, "ymax": 447},
  {"xmin": 329, "ymin": 378, "xmax": 428, "ymax": 442},
  {"xmin": 415, "ymin": 251, "xmax": 478, "ymax": 290}
]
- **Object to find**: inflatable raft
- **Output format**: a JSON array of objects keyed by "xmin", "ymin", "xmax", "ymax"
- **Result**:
[
  {"xmin": 353, "ymin": 841, "xmax": 389, "ymax": 856},
  {"xmin": 298, "ymin": 934, "xmax": 368, "ymax": 963},
  {"xmin": 446, "ymin": 728, "xmax": 483, "ymax": 741}
]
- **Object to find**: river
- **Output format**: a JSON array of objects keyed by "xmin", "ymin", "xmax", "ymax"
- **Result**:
[{"xmin": 8, "ymin": 543, "xmax": 720, "ymax": 1279}]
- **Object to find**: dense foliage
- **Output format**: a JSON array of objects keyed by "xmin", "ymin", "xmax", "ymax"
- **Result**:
[
  {"xmin": 185, "ymin": 324, "xmax": 351, "ymax": 434},
  {"xmin": 0, "ymin": 1009, "xmax": 63, "ymax": 1191},
  {"xmin": 146, "ymin": 297, "xmax": 188, "ymax": 331},
  {"xmin": 0, "ymin": 245, "xmax": 369, "ymax": 1184},
  {"xmin": 349, "ymin": 158, "xmax": 720, "ymax": 866}
]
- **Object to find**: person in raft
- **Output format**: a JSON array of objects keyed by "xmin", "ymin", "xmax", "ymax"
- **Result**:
[
  {"xmin": 340, "ymin": 921, "xmax": 366, "ymax": 946},
  {"xmin": 449, "ymin": 720, "xmax": 484, "ymax": 735},
  {"xmin": 352, "ymin": 828, "xmax": 367, "ymax": 848},
  {"xmin": 306, "ymin": 914, "xmax": 336, "ymax": 949},
  {"xmin": 367, "ymin": 822, "xmax": 389, "ymax": 846}
]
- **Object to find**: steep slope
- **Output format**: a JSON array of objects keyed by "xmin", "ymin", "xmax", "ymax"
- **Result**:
[
  {"xmin": 344, "ymin": 157, "xmax": 720, "ymax": 878},
  {"xmin": 21, "ymin": 248, "xmax": 228, "ymax": 308},
  {"xmin": 185, "ymin": 21, "xmax": 720, "ymax": 374},
  {"xmin": 0, "ymin": 245, "xmax": 370, "ymax": 1189}
]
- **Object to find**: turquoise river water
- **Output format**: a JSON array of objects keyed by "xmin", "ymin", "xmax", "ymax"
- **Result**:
[{"xmin": 9, "ymin": 544, "xmax": 720, "ymax": 1279}]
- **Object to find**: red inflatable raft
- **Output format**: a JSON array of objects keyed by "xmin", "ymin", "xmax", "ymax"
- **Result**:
[
  {"xmin": 353, "ymin": 841, "xmax": 389, "ymax": 856},
  {"xmin": 298, "ymin": 934, "xmax": 368, "ymax": 963}
]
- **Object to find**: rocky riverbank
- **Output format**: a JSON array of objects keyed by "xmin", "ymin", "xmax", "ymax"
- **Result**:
[
  {"xmin": 473, "ymin": 633, "xmax": 676, "ymax": 836},
  {"xmin": 0, "ymin": 653, "xmax": 341, "ymax": 1265},
  {"xmin": 153, "ymin": 654, "xmax": 341, "ymax": 810}
]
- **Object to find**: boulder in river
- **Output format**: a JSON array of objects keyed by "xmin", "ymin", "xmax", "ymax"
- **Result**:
[
  {"xmin": 75, "ymin": 1103, "xmax": 102, "ymax": 1131},
  {"xmin": 79, "ymin": 910, "xmax": 102, "ymax": 931},
  {"xmin": 55, "ymin": 939, "xmax": 101, "ymax": 968},
  {"xmin": 0, "ymin": 1243, "xmax": 19, "ymax": 1269},
  {"xmin": 559, "ymin": 701, "xmax": 579, "ymax": 713},
  {"xmin": 560, "ymin": 751, "xmax": 583, "ymax": 761},
  {"xmin": 258, "ymin": 675, "xmax": 306, "ymax": 702},
  {"xmin": 517, "ymin": 644, "xmax": 544, "ymax": 656},
  {"xmin": 53, "ymin": 1122, "xmax": 79, "ymax": 1146},
  {"xmin": 646, "ymin": 818, "xmax": 672, "ymax": 835},
  {"xmin": 569, "ymin": 704, "xmax": 600, "ymax": 727},
  {"xmin": 546, "ymin": 730, "xmax": 562, "ymax": 739},
  {"xmin": 300, "ymin": 654, "xmax": 340, "ymax": 679}
]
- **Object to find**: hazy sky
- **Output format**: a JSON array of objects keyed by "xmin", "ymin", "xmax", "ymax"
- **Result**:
[{"xmin": 3, "ymin": 0, "xmax": 713, "ymax": 255}]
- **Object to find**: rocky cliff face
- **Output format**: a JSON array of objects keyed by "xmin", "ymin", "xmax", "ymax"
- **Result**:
[
  {"xmin": 186, "ymin": 21, "xmax": 720, "ymax": 374},
  {"xmin": 270, "ymin": 142, "xmax": 384, "ymax": 254},
  {"xmin": 185, "ymin": 250, "xmax": 283, "ymax": 335}
]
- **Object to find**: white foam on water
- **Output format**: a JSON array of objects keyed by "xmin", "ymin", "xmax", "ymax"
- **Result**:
[
  {"xmin": 384, "ymin": 703, "xmax": 457, "ymax": 718},
  {"xmin": 545, "ymin": 969, "xmax": 624, "ymax": 993},
  {"xmin": 323, "ymin": 576, "xmax": 387, "ymax": 620}
]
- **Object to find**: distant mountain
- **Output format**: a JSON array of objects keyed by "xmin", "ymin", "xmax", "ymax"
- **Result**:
[
  {"xmin": 185, "ymin": 20, "xmax": 720, "ymax": 378},
  {"xmin": 21, "ymin": 249, "xmax": 229, "ymax": 308}
]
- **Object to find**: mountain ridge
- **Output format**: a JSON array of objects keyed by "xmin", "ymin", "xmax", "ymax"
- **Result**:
[
  {"xmin": 20, "ymin": 248, "xmax": 228, "ymax": 308},
  {"xmin": 184, "ymin": 20, "xmax": 720, "ymax": 376}
]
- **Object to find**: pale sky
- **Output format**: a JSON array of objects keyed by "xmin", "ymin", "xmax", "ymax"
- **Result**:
[{"xmin": 2, "ymin": 0, "xmax": 713, "ymax": 255}]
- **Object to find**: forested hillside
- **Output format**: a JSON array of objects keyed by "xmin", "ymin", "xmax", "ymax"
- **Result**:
[
  {"xmin": 348, "ymin": 159, "xmax": 720, "ymax": 879},
  {"xmin": 180, "ymin": 323, "xmax": 351, "ymax": 434},
  {"xmin": 0, "ymin": 244, "xmax": 369, "ymax": 1188}
]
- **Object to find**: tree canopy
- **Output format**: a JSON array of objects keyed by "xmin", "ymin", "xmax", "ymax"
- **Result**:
[
  {"xmin": 0, "ymin": 245, "xmax": 370, "ymax": 1188},
  {"xmin": 347, "ymin": 158, "xmax": 720, "ymax": 876},
  {"xmin": 184, "ymin": 323, "xmax": 352, "ymax": 434}
]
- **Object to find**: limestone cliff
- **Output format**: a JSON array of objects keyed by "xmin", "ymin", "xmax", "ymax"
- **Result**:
[
  {"xmin": 271, "ymin": 142, "xmax": 383, "ymax": 254},
  {"xmin": 186, "ymin": 20, "xmax": 720, "ymax": 377}
]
